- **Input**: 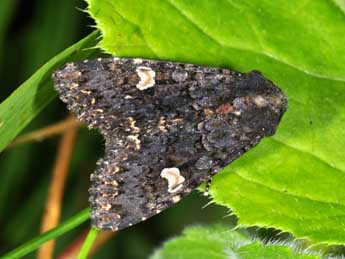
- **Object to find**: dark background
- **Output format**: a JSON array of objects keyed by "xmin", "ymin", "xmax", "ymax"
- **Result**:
[{"xmin": 0, "ymin": 1, "xmax": 232, "ymax": 258}]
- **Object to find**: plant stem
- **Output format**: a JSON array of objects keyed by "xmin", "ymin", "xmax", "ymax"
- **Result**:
[
  {"xmin": 8, "ymin": 116, "xmax": 82, "ymax": 148},
  {"xmin": 77, "ymin": 227, "xmax": 99, "ymax": 259},
  {"xmin": 37, "ymin": 116, "xmax": 79, "ymax": 259}
]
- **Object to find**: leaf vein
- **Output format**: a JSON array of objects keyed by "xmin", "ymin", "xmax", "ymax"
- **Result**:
[
  {"xmin": 234, "ymin": 171, "xmax": 345, "ymax": 210},
  {"xmin": 271, "ymin": 137, "xmax": 344, "ymax": 174}
]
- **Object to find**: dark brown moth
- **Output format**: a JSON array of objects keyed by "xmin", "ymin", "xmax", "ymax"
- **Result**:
[{"xmin": 52, "ymin": 57, "xmax": 288, "ymax": 231}]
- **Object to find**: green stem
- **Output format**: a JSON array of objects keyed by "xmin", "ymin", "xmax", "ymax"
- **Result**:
[
  {"xmin": 0, "ymin": 208, "xmax": 90, "ymax": 259},
  {"xmin": 77, "ymin": 227, "xmax": 100, "ymax": 259}
]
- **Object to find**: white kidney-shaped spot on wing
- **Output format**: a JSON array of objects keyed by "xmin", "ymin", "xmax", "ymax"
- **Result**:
[
  {"xmin": 160, "ymin": 167, "xmax": 185, "ymax": 193},
  {"xmin": 136, "ymin": 66, "xmax": 155, "ymax": 90}
]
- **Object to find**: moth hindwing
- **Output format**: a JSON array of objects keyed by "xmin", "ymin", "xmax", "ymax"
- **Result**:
[{"xmin": 52, "ymin": 57, "xmax": 288, "ymax": 231}]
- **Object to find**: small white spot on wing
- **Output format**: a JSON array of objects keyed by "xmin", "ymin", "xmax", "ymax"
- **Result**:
[
  {"xmin": 136, "ymin": 66, "xmax": 155, "ymax": 90},
  {"xmin": 127, "ymin": 135, "xmax": 141, "ymax": 150},
  {"xmin": 160, "ymin": 168, "xmax": 185, "ymax": 193},
  {"xmin": 128, "ymin": 117, "xmax": 141, "ymax": 133},
  {"xmin": 69, "ymin": 83, "xmax": 79, "ymax": 89},
  {"xmin": 103, "ymin": 203, "xmax": 112, "ymax": 210}
]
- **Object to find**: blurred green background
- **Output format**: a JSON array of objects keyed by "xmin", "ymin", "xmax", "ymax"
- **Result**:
[{"xmin": 0, "ymin": 1, "xmax": 232, "ymax": 258}]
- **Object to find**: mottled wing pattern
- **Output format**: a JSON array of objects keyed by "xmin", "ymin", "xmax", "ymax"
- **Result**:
[{"xmin": 52, "ymin": 58, "xmax": 287, "ymax": 231}]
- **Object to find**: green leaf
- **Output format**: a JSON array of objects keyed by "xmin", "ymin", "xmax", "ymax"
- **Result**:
[
  {"xmin": 0, "ymin": 31, "xmax": 100, "ymax": 152},
  {"xmin": 86, "ymin": 0, "xmax": 345, "ymax": 245},
  {"xmin": 0, "ymin": 208, "xmax": 90, "ymax": 259},
  {"xmin": 150, "ymin": 225, "xmax": 320, "ymax": 259}
]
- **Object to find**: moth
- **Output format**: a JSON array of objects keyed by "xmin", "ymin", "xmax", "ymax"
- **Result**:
[{"xmin": 52, "ymin": 57, "xmax": 288, "ymax": 231}]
